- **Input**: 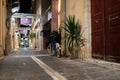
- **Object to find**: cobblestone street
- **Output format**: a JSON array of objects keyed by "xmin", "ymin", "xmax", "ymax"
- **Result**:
[
  {"xmin": 0, "ymin": 49, "xmax": 120, "ymax": 80},
  {"xmin": 0, "ymin": 0, "xmax": 120, "ymax": 80}
]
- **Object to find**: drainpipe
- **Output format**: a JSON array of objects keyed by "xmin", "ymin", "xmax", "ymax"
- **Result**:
[{"xmin": 63, "ymin": 0, "xmax": 67, "ymax": 57}]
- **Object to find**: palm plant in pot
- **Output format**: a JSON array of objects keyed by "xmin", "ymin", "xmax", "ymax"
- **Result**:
[
  {"xmin": 63, "ymin": 15, "xmax": 85, "ymax": 59},
  {"xmin": 50, "ymin": 31, "xmax": 61, "ymax": 44}
]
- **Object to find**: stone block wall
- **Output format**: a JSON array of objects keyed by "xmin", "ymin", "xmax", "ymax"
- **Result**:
[
  {"xmin": 0, "ymin": 45, "xmax": 4, "ymax": 56},
  {"xmin": 0, "ymin": 0, "xmax": 7, "ymax": 56}
]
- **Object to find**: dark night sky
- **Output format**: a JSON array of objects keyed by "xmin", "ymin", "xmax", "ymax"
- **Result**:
[{"xmin": 19, "ymin": 0, "xmax": 32, "ymax": 13}]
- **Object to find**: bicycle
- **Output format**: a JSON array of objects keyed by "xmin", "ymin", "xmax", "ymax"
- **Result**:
[
  {"xmin": 55, "ymin": 43, "xmax": 61, "ymax": 58},
  {"xmin": 48, "ymin": 42, "xmax": 61, "ymax": 58}
]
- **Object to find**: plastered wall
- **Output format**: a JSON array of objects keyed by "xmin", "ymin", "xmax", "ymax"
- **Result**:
[{"xmin": 60, "ymin": 0, "xmax": 91, "ymax": 59}]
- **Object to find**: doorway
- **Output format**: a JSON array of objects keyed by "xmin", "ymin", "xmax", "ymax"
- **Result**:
[{"xmin": 91, "ymin": 0, "xmax": 120, "ymax": 62}]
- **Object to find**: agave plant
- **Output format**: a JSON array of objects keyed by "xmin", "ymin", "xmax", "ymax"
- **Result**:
[{"xmin": 63, "ymin": 15, "xmax": 85, "ymax": 58}]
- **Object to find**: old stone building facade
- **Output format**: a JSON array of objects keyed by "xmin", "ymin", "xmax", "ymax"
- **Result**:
[
  {"xmin": 0, "ymin": 0, "xmax": 7, "ymax": 56},
  {"xmin": 31, "ymin": 0, "xmax": 92, "ymax": 59},
  {"xmin": 1, "ymin": 0, "xmax": 119, "ymax": 63},
  {"xmin": 59, "ymin": 0, "xmax": 120, "ymax": 62},
  {"xmin": 31, "ymin": 0, "xmax": 59, "ymax": 51}
]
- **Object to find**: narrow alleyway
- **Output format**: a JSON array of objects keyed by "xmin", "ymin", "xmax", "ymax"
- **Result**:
[
  {"xmin": 0, "ymin": 49, "xmax": 120, "ymax": 80},
  {"xmin": 0, "ymin": 0, "xmax": 120, "ymax": 80},
  {"xmin": 0, "ymin": 49, "xmax": 53, "ymax": 80}
]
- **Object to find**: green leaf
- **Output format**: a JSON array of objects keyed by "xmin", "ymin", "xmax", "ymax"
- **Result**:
[{"xmin": 62, "ymin": 15, "xmax": 85, "ymax": 56}]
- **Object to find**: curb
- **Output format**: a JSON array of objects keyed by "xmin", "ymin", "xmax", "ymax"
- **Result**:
[{"xmin": 85, "ymin": 58, "xmax": 120, "ymax": 70}]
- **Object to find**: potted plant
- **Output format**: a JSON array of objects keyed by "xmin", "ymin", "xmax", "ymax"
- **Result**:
[
  {"xmin": 63, "ymin": 15, "xmax": 85, "ymax": 59},
  {"xmin": 50, "ymin": 31, "xmax": 61, "ymax": 44}
]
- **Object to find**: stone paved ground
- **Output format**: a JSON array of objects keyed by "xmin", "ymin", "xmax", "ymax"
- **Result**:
[
  {"xmin": 37, "ymin": 56, "xmax": 120, "ymax": 80},
  {"xmin": 0, "ymin": 49, "xmax": 120, "ymax": 80},
  {"xmin": 0, "ymin": 49, "xmax": 52, "ymax": 80}
]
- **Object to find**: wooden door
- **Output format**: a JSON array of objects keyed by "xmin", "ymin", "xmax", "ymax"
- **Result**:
[
  {"xmin": 91, "ymin": 0, "xmax": 105, "ymax": 59},
  {"xmin": 92, "ymin": 0, "xmax": 120, "ymax": 62},
  {"xmin": 105, "ymin": 0, "xmax": 120, "ymax": 62}
]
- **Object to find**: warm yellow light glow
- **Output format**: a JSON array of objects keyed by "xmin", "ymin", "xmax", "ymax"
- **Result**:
[{"xmin": 58, "ymin": 0, "xmax": 61, "ymax": 13}]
